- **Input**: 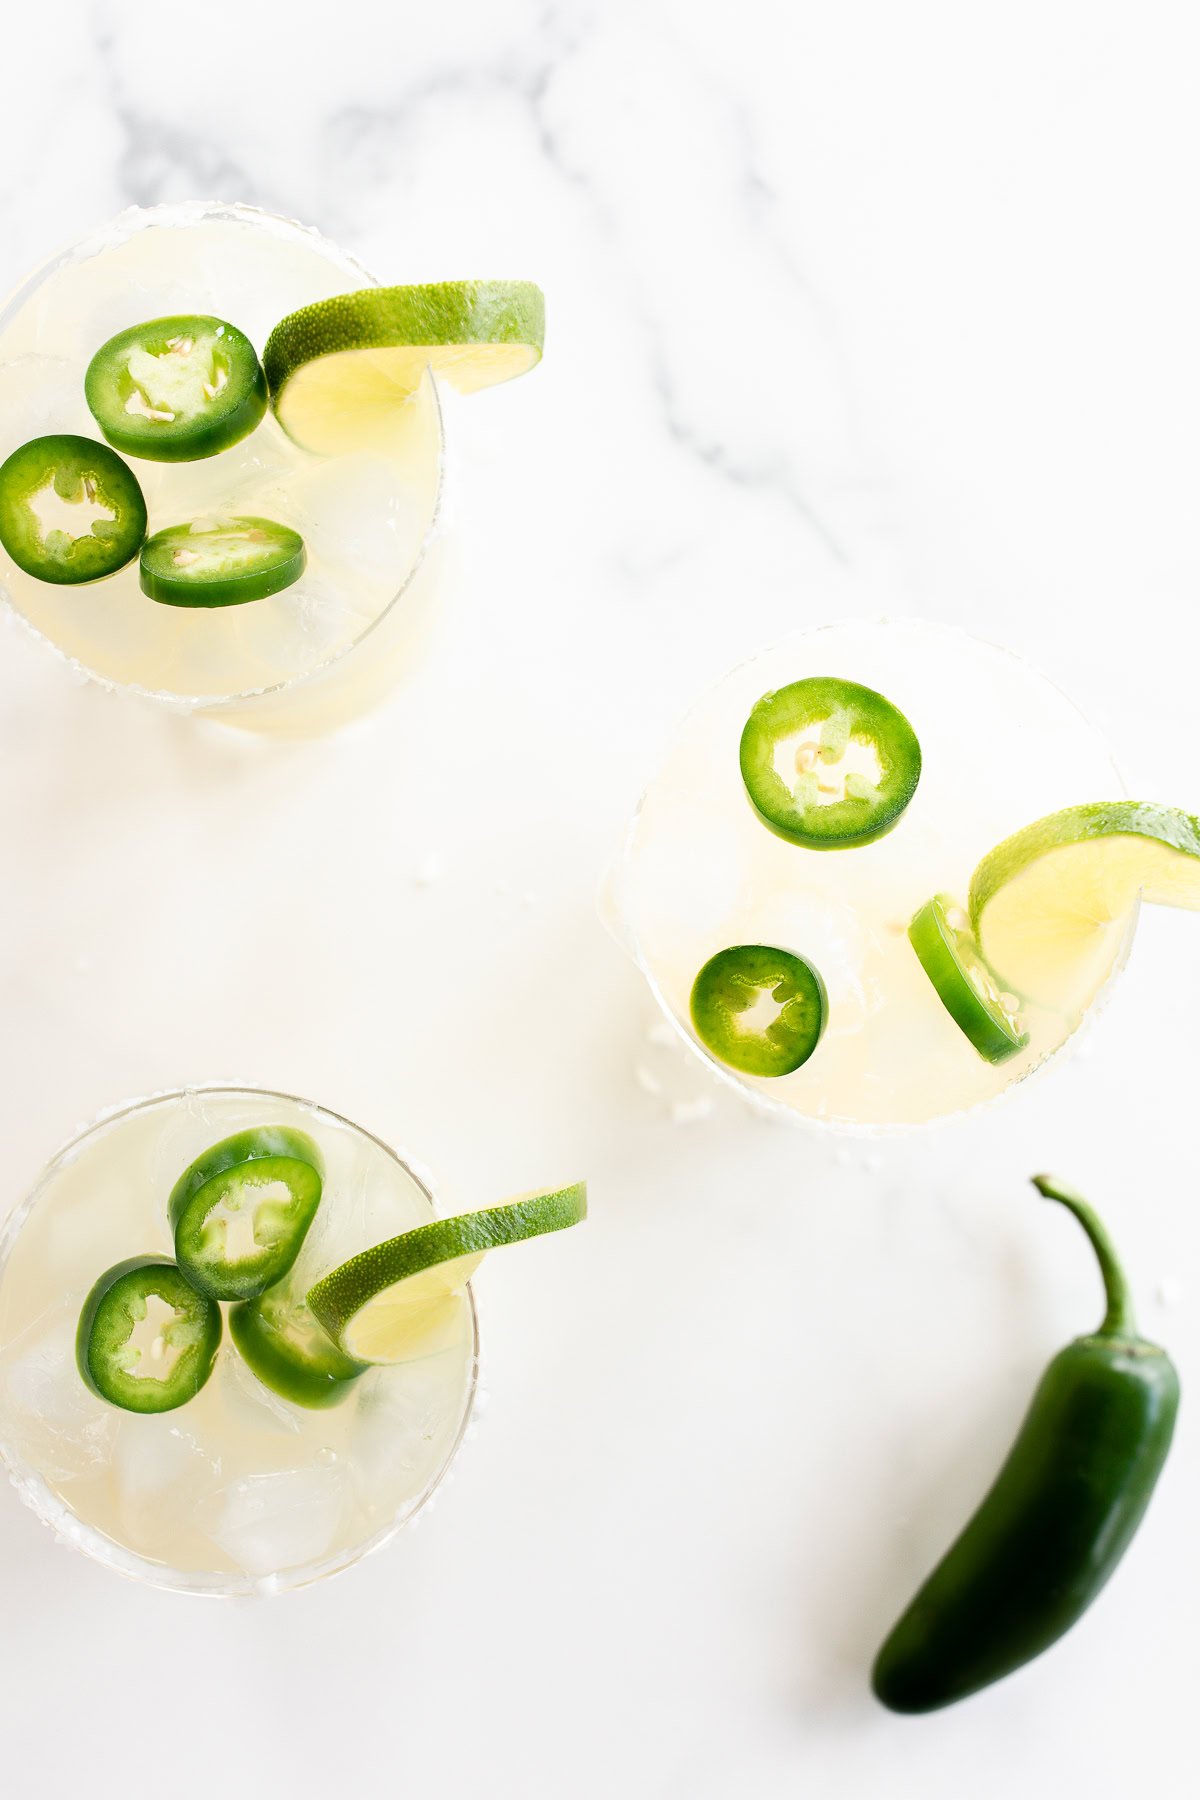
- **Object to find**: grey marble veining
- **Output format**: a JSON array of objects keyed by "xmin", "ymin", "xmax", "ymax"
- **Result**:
[{"xmin": 1, "ymin": 5, "xmax": 1198, "ymax": 1797}]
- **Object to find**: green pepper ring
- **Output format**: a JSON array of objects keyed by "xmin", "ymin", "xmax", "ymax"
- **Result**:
[
  {"xmin": 85, "ymin": 314, "xmax": 267, "ymax": 463},
  {"xmin": 0, "ymin": 434, "xmax": 147, "ymax": 584},
  {"xmin": 739, "ymin": 675, "xmax": 922, "ymax": 849},
  {"xmin": 690, "ymin": 943, "xmax": 828, "ymax": 1078},
  {"xmin": 76, "ymin": 1255, "xmax": 222, "ymax": 1414},
  {"xmin": 230, "ymin": 1284, "xmax": 367, "ymax": 1411},
  {"xmin": 169, "ymin": 1127, "xmax": 324, "ymax": 1303}
]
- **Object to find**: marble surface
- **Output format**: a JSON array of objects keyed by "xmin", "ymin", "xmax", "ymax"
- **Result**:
[{"xmin": 1, "ymin": 3, "xmax": 1198, "ymax": 1794}]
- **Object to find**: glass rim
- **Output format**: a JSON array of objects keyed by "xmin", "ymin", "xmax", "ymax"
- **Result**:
[
  {"xmin": 0, "ymin": 1081, "xmax": 480, "ymax": 1598},
  {"xmin": 610, "ymin": 612, "xmax": 1135, "ymax": 1137},
  {"xmin": 0, "ymin": 200, "xmax": 448, "ymax": 712}
]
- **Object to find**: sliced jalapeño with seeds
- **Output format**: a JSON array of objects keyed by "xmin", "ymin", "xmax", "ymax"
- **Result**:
[
  {"xmin": 690, "ymin": 944, "xmax": 827, "ymax": 1077},
  {"xmin": 85, "ymin": 314, "xmax": 267, "ymax": 462},
  {"xmin": 170, "ymin": 1127, "xmax": 324, "ymax": 1302},
  {"xmin": 739, "ymin": 676, "xmax": 921, "ymax": 849},
  {"xmin": 230, "ymin": 1277, "xmax": 367, "ymax": 1411},
  {"xmin": 76, "ymin": 1255, "xmax": 221, "ymax": 1414},
  {"xmin": 909, "ymin": 894, "xmax": 1029, "ymax": 1064},
  {"xmin": 0, "ymin": 434, "xmax": 146, "ymax": 584},
  {"xmin": 139, "ymin": 515, "xmax": 306, "ymax": 607}
]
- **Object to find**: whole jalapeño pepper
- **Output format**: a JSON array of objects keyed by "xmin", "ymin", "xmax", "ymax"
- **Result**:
[{"xmin": 872, "ymin": 1176, "xmax": 1179, "ymax": 1713}]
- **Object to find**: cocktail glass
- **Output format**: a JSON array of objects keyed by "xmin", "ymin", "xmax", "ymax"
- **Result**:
[
  {"xmin": 0, "ymin": 1085, "xmax": 478, "ymax": 1595},
  {"xmin": 0, "ymin": 202, "xmax": 445, "ymax": 734},
  {"xmin": 610, "ymin": 617, "xmax": 1136, "ymax": 1130}
]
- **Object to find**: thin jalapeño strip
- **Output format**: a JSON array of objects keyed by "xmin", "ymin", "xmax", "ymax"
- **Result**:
[
  {"xmin": 909, "ymin": 895, "xmax": 1028, "ymax": 1064},
  {"xmin": 85, "ymin": 315, "xmax": 267, "ymax": 462},
  {"xmin": 690, "ymin": 944, "xmax": 827, "ymax": 1077},
  {"xmin": 739, "ymin": 676, "xmax": 921, "ymax": 849}
]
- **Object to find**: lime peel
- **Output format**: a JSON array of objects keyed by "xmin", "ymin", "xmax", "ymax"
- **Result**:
[
  {"xmin": 264, "ymin": 280, "xmax": 545, "ymax": 453},
  {"xmin": 969, "ymin": 801, "xmax": 1200, "ymax": 1007},
  {"xmin": 307, "ymin": 1182, "xmax": 586, "ymax": 1363}
]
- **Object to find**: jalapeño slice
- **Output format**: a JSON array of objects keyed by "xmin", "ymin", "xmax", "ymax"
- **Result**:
[
  {"xmin": 690, "ymin": 944, "xmax": 827, "ymax": 1077},
  {"xmin": 230, "ymin": 1278, "xmax": 367, "ymax": 1411},
  {"xmin": 739, "ymin": 676, "xmax": 921, "ymax": 849},
  {"xmin": 139, "ymin": 516, "xmax": 306, "ymax": 607},
  {"xmin": 909, "ymin": 894, "xmax": 1028, "ymax": 1065},
  {"xmin": 85, "ymin": 314, "xmax": 267, "ymax": 462},
  {"xmin": 170, "ymin": 1127, "xmax": 324, "ymax": 1302},
  {"xmin": 0, "ymin": 434, "xmax": 146, "ymax": 583},
  {"xmin": 76, "ymin": 1256, "xmax": 221, "ymax": 1414}
]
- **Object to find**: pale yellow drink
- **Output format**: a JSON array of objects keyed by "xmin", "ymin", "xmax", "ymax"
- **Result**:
[
  {"xmin": 615, "ymin": 619, "xmax": 1133, "ymax": 1128},
  {"xmin": 0, "ymin": 1088, "xmax": 477, "ymax": 1594},
  {"xmin": 0, "ymin": 203, "xmax": 444, "ymax": 733}
]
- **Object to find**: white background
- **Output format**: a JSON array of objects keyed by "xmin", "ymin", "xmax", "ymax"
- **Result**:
[{"xmin": 1, "ymin": 3, "xmax": 1198, "ymax": 1795}]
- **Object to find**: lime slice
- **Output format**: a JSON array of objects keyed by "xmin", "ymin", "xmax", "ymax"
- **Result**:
[
  {"xmin": 263, "ymin": 281, "xmax": 545, "ymax": 453},
  {"xmin": 908, "ymin": 895, "xmax": 1028, "ymax": 1064},
  {"xmin": 969, "ymin": 802, "xmax": 1200, "ymax": 1006},
  {"xmin": 306, "ymin": 1182, "xmax": 586, "ymax": 1364}
]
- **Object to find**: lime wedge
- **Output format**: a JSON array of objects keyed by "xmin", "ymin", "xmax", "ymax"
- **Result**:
[
  {"xmin": 306, "ymin": 1182, "xmax": 586, "ymax": 1364},
  {"xmin": 969, "ymin": 802, "xmax": 1200, "ymax": 1006},
  {"xmin": 909, "ymin": 895, "xmax": 1028, "ymax": 1064},
  {"xmin": 263, "ymin": 280, "xmax": 545, "ymax": 453}
]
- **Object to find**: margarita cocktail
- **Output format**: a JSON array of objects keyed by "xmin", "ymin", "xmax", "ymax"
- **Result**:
[
  {"xmin": 0, "ymin": 202, "xmax": 543, "ymax": 731},
  {"xmin": 616, "ymin": 618, "xmax": 1200, "ymax": 1128},
  {"xmin": 0, "ymin": 1087, "xmax": 583, "ymax": 1594}
]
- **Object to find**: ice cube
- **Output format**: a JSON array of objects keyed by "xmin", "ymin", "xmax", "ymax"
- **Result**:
[
  {"xmin": 231, "ymin": 566, "xmax": 375, "ymax": 679},
  {"xmin": 0, "ymin": 1300, "xmax": 116, "ymax": 1481},
  {"xmin": 288, "ymin": 1132, "xmax": 411, "ymax": 1291},
  {"xmin": 111, "ymin": 1414, "xmax": 221, "ymax": 1534},
  {"xmin": 147, "ymin": 412, "xmax": 297, "ymax": 518},
  {"xmin": 0, "ymin": 356, "xmax": 93, "ymax": 458},
  {"xmin": 281, "ymin": 452, "xmax": 414, "ymax": 587},
  {"xmin": 69, "ymin": 246, "xmax": 221, "ymax": 365},
  {"xmin": 142, "ymin": 1088, "xmax": 224, "ymax": 1203},
  {"xmin": 287, "ymin": 1169, "xmax": 368, "ymax": 1295},
  {"xmin": 214, "ymin": 1341, "xmax": 304, "ymax": 1437},
  {"xmin": 205, "ymin": 1462, "xmax": 349, "ymax": 1576},
  {"xmin": 348, "ymin": 1345, "xmax": 469, "ymax": 1506}
]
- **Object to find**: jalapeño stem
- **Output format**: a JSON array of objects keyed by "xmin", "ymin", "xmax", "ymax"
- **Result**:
[{"xmin": 1032, "ymin": 1174, "xmax": 1137, "ymax": 1339}]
